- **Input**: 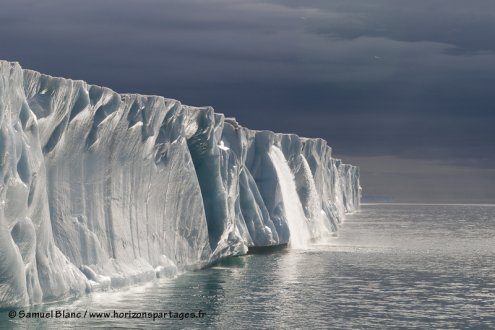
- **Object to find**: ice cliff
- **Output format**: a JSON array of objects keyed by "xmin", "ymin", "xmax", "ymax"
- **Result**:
[{"xmin": 0, "ymin": 61, "xmax": 361, "ymax": 307}]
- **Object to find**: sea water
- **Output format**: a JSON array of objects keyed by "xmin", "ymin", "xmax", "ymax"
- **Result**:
[{"xmin": 2, "ymin": 204, "xmax": 494, "ymax": 329}]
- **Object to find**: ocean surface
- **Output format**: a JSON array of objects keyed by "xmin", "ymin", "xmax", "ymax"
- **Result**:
[{"xmin": 2, "ymin": 204, "xmax": 495, "ymax": 329}]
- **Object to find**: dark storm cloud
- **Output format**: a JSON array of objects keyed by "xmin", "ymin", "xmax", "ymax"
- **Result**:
[
  {"xmin": 271, "ymin": 0, "xmax": 495, "ymax": 53},
  {"xmin": 1, "ymin": 0, "xmax": 494, "ymax": 201}
]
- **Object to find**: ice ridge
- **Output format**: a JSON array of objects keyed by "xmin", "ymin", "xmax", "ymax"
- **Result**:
[{"xmin": 0, "ymin": 61, "xmax": 361, "ymax": 307}]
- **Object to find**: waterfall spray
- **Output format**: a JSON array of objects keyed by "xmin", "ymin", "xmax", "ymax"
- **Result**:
[{"xmin": 269, "ymin": 146, "xmax": 311, "ymax": 248}]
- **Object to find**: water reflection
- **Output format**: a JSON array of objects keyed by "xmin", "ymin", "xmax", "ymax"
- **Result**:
[{"xmin": 2, "ymin": 204, "xmax": 495, "ymax": 328}]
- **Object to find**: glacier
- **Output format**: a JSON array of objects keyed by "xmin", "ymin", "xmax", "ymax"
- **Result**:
[{"xmin": 0, "ymin": 60, "xmax": 361, "ymax": 308}]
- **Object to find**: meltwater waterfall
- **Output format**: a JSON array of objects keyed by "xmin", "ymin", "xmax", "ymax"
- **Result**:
[{"xmin": 268, "ymin": 146, "xmax": 311, "ymax": 248}]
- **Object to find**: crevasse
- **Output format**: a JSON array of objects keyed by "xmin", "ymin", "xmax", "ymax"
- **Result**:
[{"xmin": 0, "ymin": 61, "xmax": 361, "ymax": 307}]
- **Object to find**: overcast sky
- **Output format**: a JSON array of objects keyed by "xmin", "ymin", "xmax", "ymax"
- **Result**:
[{"xmin": 1, "ymin": 0, "xmax": 494, "ymax": 203}]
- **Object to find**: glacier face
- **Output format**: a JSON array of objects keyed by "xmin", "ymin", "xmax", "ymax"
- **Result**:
[{"xmin": 0, "ymin": 60, "xmax": 361, "ymax": 308}]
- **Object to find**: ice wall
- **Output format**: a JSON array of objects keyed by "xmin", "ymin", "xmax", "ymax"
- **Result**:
[{"xmin": 0, "ymin": 61, "xmax": 361, "ymax": 307}]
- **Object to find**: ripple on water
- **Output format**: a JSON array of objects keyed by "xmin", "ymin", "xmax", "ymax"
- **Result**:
[{"xmin": 1, "ymin": 204, "xmax": 495, "ymax": 329}]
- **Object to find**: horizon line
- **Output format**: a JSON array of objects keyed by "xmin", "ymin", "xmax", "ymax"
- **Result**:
[{"xmin": 361, "ymin": 202, "xmax": 495, "ymax": 206}]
